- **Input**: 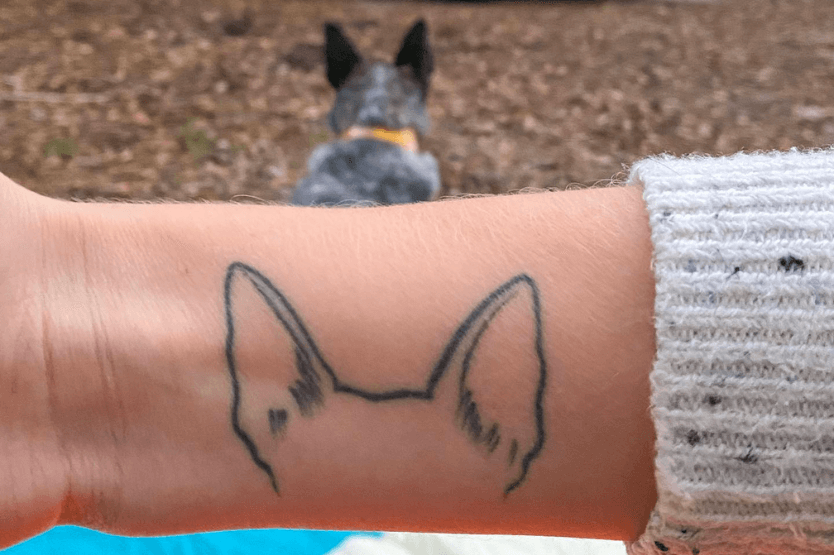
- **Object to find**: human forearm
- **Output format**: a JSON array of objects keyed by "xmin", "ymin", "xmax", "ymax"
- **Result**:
[
  {"xmin": 45, "ymin": 186, "xmax": 656, "ymax": 540},
  {"xmin": 0, "ymin": 176, "xmax": 70, "ymax": 548}
]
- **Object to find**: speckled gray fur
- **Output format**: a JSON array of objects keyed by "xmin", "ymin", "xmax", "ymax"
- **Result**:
[
  {"xmin": 292, "ymin": 138, "xmax": 440, "ymax": 206},
  {"xmin": 292, "ymin": 20, "xmax": 440, "ymax": 206}
]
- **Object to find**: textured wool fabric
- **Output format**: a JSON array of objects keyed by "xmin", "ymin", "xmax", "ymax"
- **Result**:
[{"xmin": 625, "ymin": 148, "xmax": 834, "ymax": 555}]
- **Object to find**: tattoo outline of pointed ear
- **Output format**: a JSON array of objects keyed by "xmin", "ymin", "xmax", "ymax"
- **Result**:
[
  {"xmin": 439, "ymin": 273, "xmax": 547, "ymax": 496},
  {"xmin": 394, "ymin": 19, "xmax": 434, "ymax": 98},
  {"xmin": 324, "ymin": 22, "xmax": 363, "ymax": 90},
  {"xmin": 225, "ymin": 262, "xmax": 546, "ymax": 497}
]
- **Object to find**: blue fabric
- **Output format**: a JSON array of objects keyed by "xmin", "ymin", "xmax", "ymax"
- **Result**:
[{"xmin": 3, "ymin": 527, "xmax": 379, "ymax": 555}]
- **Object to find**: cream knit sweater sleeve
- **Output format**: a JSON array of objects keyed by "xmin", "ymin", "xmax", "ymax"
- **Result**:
[{"xmin": 625, "ymin": 148, "xmax": 834, "ymax": 555}]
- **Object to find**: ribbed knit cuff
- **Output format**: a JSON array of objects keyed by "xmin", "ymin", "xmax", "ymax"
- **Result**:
[{"xmin": 625, "ymin": 148, "xmax": 834, "ymax": 555}]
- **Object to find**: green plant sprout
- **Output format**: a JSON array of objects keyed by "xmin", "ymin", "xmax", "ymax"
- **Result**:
[
  {"xmin": 179, "ymin": 118, "xmax": 216, "ymax": 161},
  {"xmin": 43, "ymin": 137, "xmax": 78, "ymax": 160}
]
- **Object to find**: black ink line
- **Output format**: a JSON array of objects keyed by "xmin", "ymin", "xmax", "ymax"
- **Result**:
[
  {"xmin": 224, "ymin": 266, "xmax": 280, "ymax": 493},
  {"xmin": 508, "ymin": 439, "xmax": 519, "ymax": 466},
  {"xmin": 290, "ymin": 346, "xmax": 324, "ymax": 416},
  {"xmin": 224, "ymin": 261, "xmax": 548, "ymax": 497},
  {"xmin": 268, "ymin": 408, "xmax": 289, "ymax": 435},
  {"xmin": 455, "ymin": 288, "xmax": 518, "ymax": 455},
  {"xmin": 504, "ymin": 277, "xmax": 547, "ymax": 496}
]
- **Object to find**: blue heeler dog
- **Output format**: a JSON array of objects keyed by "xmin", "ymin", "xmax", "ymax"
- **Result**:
[{"xmin": 291, "ymin": 20, "xmax": 441, "ymax": 206}]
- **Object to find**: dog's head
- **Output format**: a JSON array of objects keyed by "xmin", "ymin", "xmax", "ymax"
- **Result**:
[{"xmin": 325, "ymin": 19, "xmax": 434, "ymax": 136}]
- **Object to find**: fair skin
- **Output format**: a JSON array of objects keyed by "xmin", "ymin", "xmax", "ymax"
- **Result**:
[{"xmin": 0, "ymin": 170, "xmax": 657, "ymax": 549}]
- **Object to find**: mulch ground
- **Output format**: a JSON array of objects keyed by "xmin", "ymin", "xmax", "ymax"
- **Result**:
[{"xmin": 1, "ymin": 0, "xmax": 833, "ymax": 201}]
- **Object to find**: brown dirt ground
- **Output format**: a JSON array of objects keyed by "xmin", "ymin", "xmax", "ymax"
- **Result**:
[{"xmin": 1, "ymin": 0, "xmax": 833, "ymax": 202}]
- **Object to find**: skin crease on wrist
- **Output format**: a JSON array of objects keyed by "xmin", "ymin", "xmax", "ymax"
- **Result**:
[{"xmin": 0, "ymin": 170, "xmax": 657, "ymax": 548}]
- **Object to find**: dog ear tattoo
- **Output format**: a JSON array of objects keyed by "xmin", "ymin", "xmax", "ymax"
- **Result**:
[{"xmin": 224, "ymin": 262, "xmax": 546, "ymax": 497}]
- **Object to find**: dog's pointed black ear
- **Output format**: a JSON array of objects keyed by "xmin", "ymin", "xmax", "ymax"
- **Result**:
[
  {"xmin": 325, "ymin": 22, "xmax": 363, "ymax": 90},
  {"xmin": 395, "ymin": 19, "xmax": 434, "ymax": 97}
]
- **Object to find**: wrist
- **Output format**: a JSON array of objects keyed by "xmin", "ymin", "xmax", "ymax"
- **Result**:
[
  {"xmin": 34, "ymin": 195, "xmax": 138, "ymax": 527},
  {"xmin": 0, "ymin": 175, "xmax": 74, "ymax": 544}
]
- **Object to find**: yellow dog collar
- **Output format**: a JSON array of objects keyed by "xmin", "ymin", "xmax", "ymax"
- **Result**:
[{"xmin": 342, "ymin": 127, "xmax": 419, "ymax": 153}]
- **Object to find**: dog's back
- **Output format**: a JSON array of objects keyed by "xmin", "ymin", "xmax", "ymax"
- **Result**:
[
  {"xmin": 291, "ymin": 20, "xmax": 441, "ymax": 206},
  {"xmin": 293, "ymin": 138, "xmax": 439, "ymax": 206}
]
